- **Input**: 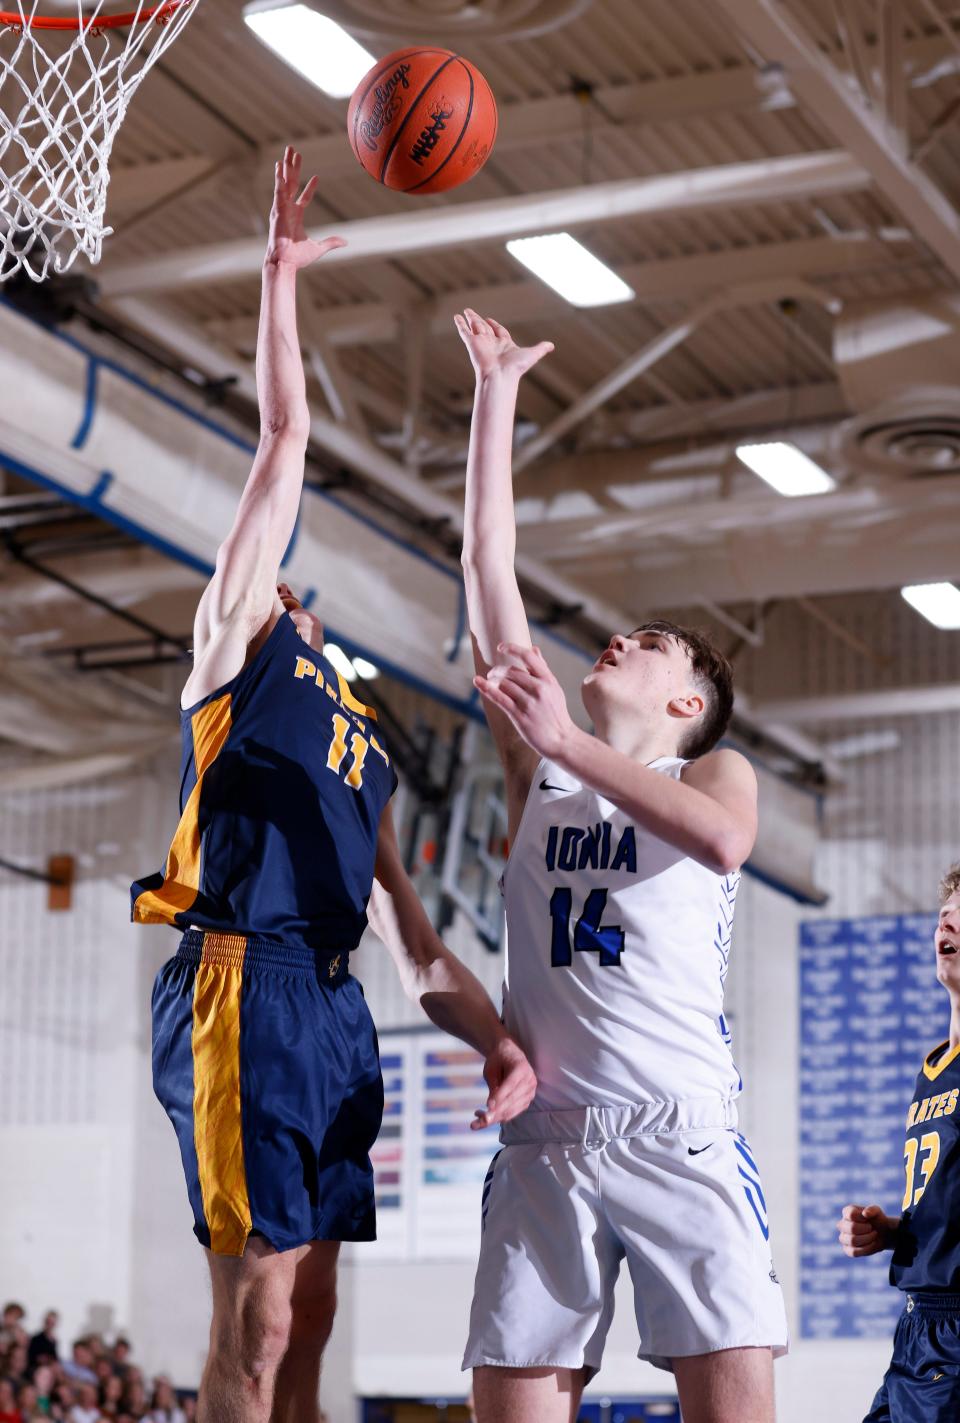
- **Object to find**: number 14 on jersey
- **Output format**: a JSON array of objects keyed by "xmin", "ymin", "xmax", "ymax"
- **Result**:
[{"xmin": 549, "ymin": 888, "xmax": 624, "ymax": 967}]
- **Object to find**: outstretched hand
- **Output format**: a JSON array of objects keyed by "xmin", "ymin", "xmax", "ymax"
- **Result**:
[
  {"xmin": 472, "ymin": 1036, "xmax": 537, "ymax": 1130},
  {"xmin": 474, "ymin": 642, "xmax": 578, "ymax": 762},
  {"xmin": 454, "ymin": 309, "xmax": 554, "ymax": 382},
  {"xmin": 266, "ymin": 146, "xmax": 346, "ymax": 270}
]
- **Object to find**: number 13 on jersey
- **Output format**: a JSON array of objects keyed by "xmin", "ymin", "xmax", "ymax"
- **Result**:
[{"xmin": 549, "ymin": 888, "xmax": 624, "ymax": 967}]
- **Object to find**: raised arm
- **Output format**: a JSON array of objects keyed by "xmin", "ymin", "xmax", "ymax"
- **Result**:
[
  {"xmin": 370, "ymin": 804, "xmax": 536, "ymax": 1129},
  {"xmin": 182, "ymin": 148, "xmax": 345, "ymax": 706},
  {"xmin": 454, "ymin": 311, "xmax": 554, "ymax": 817}
]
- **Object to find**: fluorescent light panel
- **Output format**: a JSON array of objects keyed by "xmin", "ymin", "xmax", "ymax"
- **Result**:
[
  {"xmin": 901, "ymin": 582, "xmax": 960, "ymax": 630},
  {"xmin": 323, "ymin": 643, "xmax": 357, "ymax": 681},
  {"xmin": 735, "ymin": 441, "xmax": 836, "ymax": 497},
  {"xmin": 243, "ymin": 3, "xmax": 374, "ymax": 99},
  {"xmin": 506, "ymin": 233, "xmax": 634, "ymax": 308},
  {"xmin": 352, "ymin": 655, "xmax": 379, "ymax": 680}
]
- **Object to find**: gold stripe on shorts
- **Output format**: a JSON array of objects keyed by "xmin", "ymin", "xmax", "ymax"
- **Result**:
[{"xmin": 192, "ymin": 931, "xmax": 252, "ymax": 1257}]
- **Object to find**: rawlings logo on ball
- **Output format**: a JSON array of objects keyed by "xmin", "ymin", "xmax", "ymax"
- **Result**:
[
  {"xmin": 410, "ymin": 100, "xmax": 455, "ymax": 165},
  {"xmin": 357, "ymin": 63, "xmax": 412, "ymax": 152}
]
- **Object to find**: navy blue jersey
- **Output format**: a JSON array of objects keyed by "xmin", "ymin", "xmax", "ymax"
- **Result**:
[
  {"xmin": 131, "ymin": 614, "xmax": 397, "ymax": 953},
  {"xmin": 891, "ymin": 1041, "xmax": 960, "ymax": 1292}
]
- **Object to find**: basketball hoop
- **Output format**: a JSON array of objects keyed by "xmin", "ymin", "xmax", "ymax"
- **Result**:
[{"xmin": 0, "ymin": 0, "xmax": 199, "ymax": 282}]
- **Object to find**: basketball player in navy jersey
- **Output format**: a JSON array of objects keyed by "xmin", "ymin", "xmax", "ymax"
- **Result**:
[
  {"xmin": 453, "ymin": 308, "xmax": 787, "ymax": 1423},
  {"xmin": 131, "ymin": 154, "xmax": 535, "ymax": 1423},
  {"xmin": 839, "ymin": 865, "xmax": 960, "ymax": 1421}
]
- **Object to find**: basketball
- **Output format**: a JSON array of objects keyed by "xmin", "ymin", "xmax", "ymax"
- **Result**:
[{"xmin": 347, "ymin": 47, "xmax": 498, "ymax": 196}]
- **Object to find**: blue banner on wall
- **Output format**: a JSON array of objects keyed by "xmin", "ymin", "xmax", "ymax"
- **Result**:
[{"xmin": 799, "ymin": 913, "xmax": 945, "ymax": 1339}]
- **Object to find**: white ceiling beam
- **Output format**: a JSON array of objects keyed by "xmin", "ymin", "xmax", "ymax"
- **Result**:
[
  {"xmin": 300, "ymin": 305, "xmax": 368, "ymax": 435},
  {"xmin": 597, "ymin": 380, "xmax": 848, "ymax": 445},
  {"xmin": 106, "ymin": 295, "xmax": 635, "ymax": 641},
  {"xmin": 106, "ymin": 28, "xmax": 958, "ymax": 221},
  {"xmin": 107, "ymin": 69, "xmax": 782, "ymax": 218},
  {"xmin": 715, "ymin": 0, "xmax": 960, "ymax": 281},
  {"xmin": 97, "ymin": 153, "xmax": 871, "ymax": 297},
  {"xmin": 201, "ymin": 232, "xmax": 897, "ymax": 356},
  {"xmin": 513, "ymin": 279, "xmax": 838, "ymax": 472},
  {"xmin": 752, "ymin": 684, "xmax": 960, "ymax": 724}
]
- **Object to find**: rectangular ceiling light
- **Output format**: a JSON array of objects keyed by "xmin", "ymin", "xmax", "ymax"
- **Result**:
[
  {"xmin": 323, "ymin": 642, "xmax": 357, "ymax": 681},
  {"xmin": 243, "ymin": 3, "xmax": 375, "ymax": 99},
  {"xmin": 506, "ymin": 233, "xmax": 635, "ymax": 308},
  {"xmin": 735, "ymin": 441, "xmax": 836, "ymax": 497},
  {"xmin": 901, "ymin": 582, "xmax": 960, "ymax": 629}
]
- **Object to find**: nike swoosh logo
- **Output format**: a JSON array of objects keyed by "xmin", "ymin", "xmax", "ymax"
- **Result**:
[
  {"xmin": 687, "ymin": 1144, "xmax": 713, "ymax": 1156},
  {"xmin": 540, "ymin": 779, "xmax": 572, "ymax": 793}
]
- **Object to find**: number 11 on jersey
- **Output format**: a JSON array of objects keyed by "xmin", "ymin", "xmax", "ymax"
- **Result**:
[{"xmin": 549, "ymin": 888, "xmax": 624, "ymax": 967}]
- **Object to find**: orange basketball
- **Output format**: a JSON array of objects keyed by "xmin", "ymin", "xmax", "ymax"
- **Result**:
[{"xmin": 347, "ymin": 47, "xmax": 497, "ymax": 196}]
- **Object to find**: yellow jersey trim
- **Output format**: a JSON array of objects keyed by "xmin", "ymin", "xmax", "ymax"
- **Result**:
[
  {"xmin": 923, "ymin": 1039, "xmax": 960, "ymax": 1081},
  {"xmin": 334, "ymin": 669, "xmax": 378, "ymax": 723},
  {"xmin": 132, "ymin": 693, "xmax": 233, "ymax": 925},
  {"xmin": 192, "ymin": 932, "xmax": 252, "ymax": 1257}
]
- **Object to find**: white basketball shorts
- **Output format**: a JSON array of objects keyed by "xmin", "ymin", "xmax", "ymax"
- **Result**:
[{"xmin": 462, "ymin": 1096, "xmax": 788, "ymax": 1374}]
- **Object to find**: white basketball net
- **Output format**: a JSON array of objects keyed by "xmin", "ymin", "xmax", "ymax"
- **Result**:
[{"xmin": 0, "ymin": 0, "xmax": 198, "ymax": 282}]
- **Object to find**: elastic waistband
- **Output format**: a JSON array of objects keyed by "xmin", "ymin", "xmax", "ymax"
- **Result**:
[
  {"xmin": 905, "ymin": 1291, "xmax": 960, "ymax": 1315},
  {"xmin": 501, "ymin": 1095, "xmax": 739, "ymax": 1146},
  {"xmin": 176, "ymin": 931, "xmax": 350, "ymax": 985}
]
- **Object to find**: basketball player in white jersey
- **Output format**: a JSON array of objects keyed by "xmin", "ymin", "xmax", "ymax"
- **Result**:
[{"xmin": 454, "ymin": 310, "xmax": 788, "ymax": 1423}]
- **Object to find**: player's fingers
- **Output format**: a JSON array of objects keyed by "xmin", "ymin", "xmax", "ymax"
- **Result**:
[
  {"xmin": 297, "ymin": 174, "xmax": 320, "ymax": 207},
  {"xmin": 841, "ymin": 1204, "xmax": 864, "ymax": 1221},
  {"xmin": 464, "ymin": 307, "xmax": 491, "ymax": 336},
  {"xmin": 497, "ymin": 641, "xmax": 541, "ymax": 671},
  {"xmin": 315, "ymin": 235, "xmax": 347, "ymax": 258},
  {"xmin": 486, "ymin": 317, "xmax": 510, "ymax": 340}
]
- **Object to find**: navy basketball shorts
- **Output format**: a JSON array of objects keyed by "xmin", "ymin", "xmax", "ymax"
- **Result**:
[
  {"xmin": 865, "ymin": 1293, "xmax": 960, "ymax": 1422},
  {"xmin": 151, "ymin": 930, "xmax": 383, "ymax": 1256}
]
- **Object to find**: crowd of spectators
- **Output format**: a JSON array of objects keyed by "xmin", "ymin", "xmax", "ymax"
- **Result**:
[{"xmin": 0, "ymin": 1302, "xmax": 195, "ymax": 1423}]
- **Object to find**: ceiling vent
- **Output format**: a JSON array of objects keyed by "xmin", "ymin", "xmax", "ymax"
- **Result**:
[
  {"xmin": 311, "ymin": 0, "xmax": 592, "ymax": 42},
  {"xmin": 832, "ymin": 291, "xmax": 960, "ymax": 479}
]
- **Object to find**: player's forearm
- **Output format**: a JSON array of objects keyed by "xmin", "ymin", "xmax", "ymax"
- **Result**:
[
  {"xmin": 553, "ymin": 726, "xmax": 753, "ymax": 874},
  {"xmin": 370, "ymin": 875, "xmax": 506, "ymax": 1056},
  {"xmin": 462, "ymin": 370, "xmax": 520, "ymax": 559},
  {"xmin": 461, "ymin": 371, "xmax": 531, "ymax": 659},
  {"xmin": 257, "ymin": 259, "xmax": 310, "ymax": 438},
  {"xmin": 414, "ymin": 949, "xmax": 508, "ymax": 1059}
]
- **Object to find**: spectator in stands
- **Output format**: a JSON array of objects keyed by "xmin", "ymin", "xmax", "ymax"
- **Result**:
[
  {"xmin": 32, "ymin": 1364, "xmax": 54, "ymax": 1416},
  {"xmin": 179, "ymin": 1401, "xmax": 195, "ymax": 1423},
  {"xmin": 18, "ymin": 1382, "xmax": 45, "ymax": 1421},
  {"xmin": 1, "ymin": 1342, "xmax": 28, "ymax": 1384},
  {"xmin": 147, "ymin": 1380, "xmax": 183, "ymax": 1423},
  {"xmin": 100, "ymin": 1375, "xmax": 123, "ymax": 1416},
  {"xmin": 27, "ymin": 1314, "xmax": 58, "ymax": 1373},
  {"xmin": 111, "ymin": 1342, "xmax": 132, "ymax": 1379},
  {"xmin": 0, "ymin": 1305, "xmax": 26, "ymax": 1354},
  {"xmin": 121, "ymin": 1378, "xmax": 146, "ymax": 1419},
  {"xmin": 61, "ymin": 1343, "xmax": 97, "ymax": 1389},
  {"xmin": 0, "ymin": 1379, "xmax": 20, "ymax": 1423},
  {"xmin": 68, "ymin": 1382, "xmax": 100, "ymax": 1423},
  {"xmin": 49, "ymin": 1380, "xmax": 74, "ymax": 1422}
]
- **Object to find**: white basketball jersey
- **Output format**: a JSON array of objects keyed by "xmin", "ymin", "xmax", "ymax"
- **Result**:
[{"xmin": 501, "ymin": 755, "xmax": 742, "ymax": 1110}]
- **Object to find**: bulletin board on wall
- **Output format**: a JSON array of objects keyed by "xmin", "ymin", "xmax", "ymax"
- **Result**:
[
  {"xmin": 357, "ymin": 1029, "xmax": 498, "ymax": 1263},
  {"xmin": 799, "ymin": 913, "xmax": 944, "ymax": 1338}
]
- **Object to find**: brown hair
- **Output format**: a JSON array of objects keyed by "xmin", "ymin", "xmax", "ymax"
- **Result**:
[
  {"xmin": 633, "ymin": 620, "xmax": 735, "ymax": 760},
  {"xmin": 938, "ymin": 864, "xmax": 960, "ymax": 905}
]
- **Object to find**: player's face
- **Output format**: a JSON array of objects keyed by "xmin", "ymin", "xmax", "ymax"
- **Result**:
[
  {"xmin": 277, "ymin": 583, "xmax": 323, "ymax": 652},
  {"xmin": 935, "ymin": 891, "xmax": 960, "ymax": 991},
  {"xmin": 581, "ymin": 628, "xmax": 702, "ymax": 729}
]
